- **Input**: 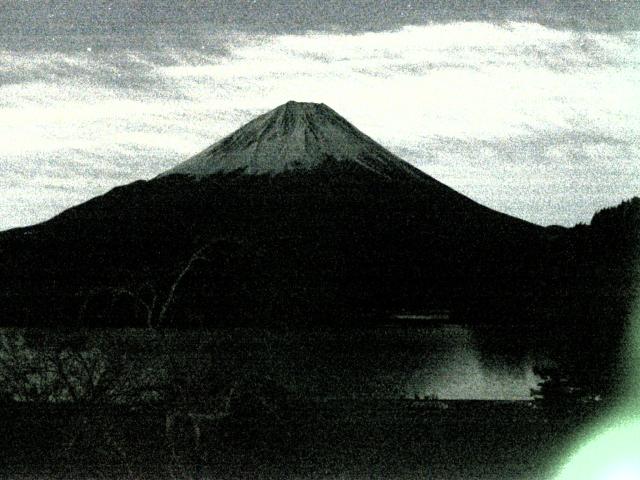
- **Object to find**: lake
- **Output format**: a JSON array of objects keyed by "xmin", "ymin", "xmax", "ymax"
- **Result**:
[
  {"xmin": 235, "ymin": 325, "xmax": 545, "ymax": 400},
  {"xmin": 0, "ymin": 326, "xmax": 545, "ymax": 401}
]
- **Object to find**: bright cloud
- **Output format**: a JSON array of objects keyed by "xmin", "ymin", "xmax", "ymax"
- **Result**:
[{"xmin": 1, "ymin": 22, "xmax": 638, "ymax": 229}]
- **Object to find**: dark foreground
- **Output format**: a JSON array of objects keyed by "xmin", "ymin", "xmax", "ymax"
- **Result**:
[{"xmin": 0, "ymin": 400, "xmax": 603, "ymax": 480}]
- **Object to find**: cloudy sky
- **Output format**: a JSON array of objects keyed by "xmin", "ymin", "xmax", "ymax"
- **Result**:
[{"xmin": 1, "ymin": 0, "xmax": 639, "ymax": 229}]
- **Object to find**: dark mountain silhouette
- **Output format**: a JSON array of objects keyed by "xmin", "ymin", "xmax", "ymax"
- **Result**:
[{"xmin": 0, "ymin": 102, "xmax": 636, "ymax": 342}]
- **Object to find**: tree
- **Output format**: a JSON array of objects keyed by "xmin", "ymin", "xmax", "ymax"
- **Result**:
[
  {"xmin": 530, "ymin": 365, "xmax": 602, "ymax": 411},
  {"xmin": 0, "ymin": 329, "xmax": 166, "ymax": 478},
  {"xmin": 76, "ymin": 238, "xmax": 245, "ymax": 328}
]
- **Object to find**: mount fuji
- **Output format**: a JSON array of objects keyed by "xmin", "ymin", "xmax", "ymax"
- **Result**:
[{"xmin": 0, "ymin": 101, "xmax": 629, "ymax": 330}]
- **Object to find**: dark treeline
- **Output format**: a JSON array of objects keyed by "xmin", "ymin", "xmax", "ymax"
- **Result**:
[{"xmin": 475, "ymin": 197, "xmax": 640, "ymax": 400}]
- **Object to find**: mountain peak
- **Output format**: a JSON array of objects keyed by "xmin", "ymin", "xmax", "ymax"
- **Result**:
[
  {"xmin": 280, "ymin": 100, "xmax": 329, "ymax": 111},
  {"xmin": 159, "ymin": 101, "xmax": 428, "ymax": 181}
]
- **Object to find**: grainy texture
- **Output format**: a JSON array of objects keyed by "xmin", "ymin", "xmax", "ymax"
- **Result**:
[{"xmin": 1, "ymin": 2, "xmax": 638, "ymax": 479}]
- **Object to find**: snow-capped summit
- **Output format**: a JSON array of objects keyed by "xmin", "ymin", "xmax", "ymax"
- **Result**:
[{"xmin": 160, "ymin": 101, "xmax": 427, "ymax": 181}]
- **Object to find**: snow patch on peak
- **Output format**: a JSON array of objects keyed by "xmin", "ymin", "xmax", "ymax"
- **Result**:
[{"xmin": 160, "ymin": 101, "xmax": 428, "ymax": 181}]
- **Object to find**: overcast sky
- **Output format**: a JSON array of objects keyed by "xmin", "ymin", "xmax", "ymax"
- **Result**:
[{"xmin": 1, "ymin": 0, "xmax": 639, "ymax": 229}]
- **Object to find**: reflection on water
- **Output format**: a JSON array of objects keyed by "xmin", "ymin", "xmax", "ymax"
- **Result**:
[
  {"xmin": 402, "ymin": 325, "xmax": 541, "ymax": 400},
  {"xmin": 264, "ymin": 326, "xmax": 544, "ymax": 400}
]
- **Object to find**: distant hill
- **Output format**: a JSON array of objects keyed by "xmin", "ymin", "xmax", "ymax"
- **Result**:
[{"xmin": 0, "ymin": 102, "xmax": 635, "ymax": 335}]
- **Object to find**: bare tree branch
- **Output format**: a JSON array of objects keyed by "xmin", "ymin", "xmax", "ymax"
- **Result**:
[{"xmin": 156, "ymin": 243, "xmax": 212, "ymax": 327}]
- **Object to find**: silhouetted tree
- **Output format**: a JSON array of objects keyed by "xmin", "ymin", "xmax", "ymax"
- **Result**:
[
  {"xmin": 530, "ymin": 365, "xmax": 602, "ymax": 410},
  {"xmin": 0, "ymin": 329, "xmax": 170, "ymax": 477},
  {"xmin": 75, "ymin": 238, "xmax": 247, "ymax": 328}
]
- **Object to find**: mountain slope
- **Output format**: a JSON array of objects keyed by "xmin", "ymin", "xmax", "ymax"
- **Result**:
[
  {"xmin": 161, "ymin": 101, "xmax": 429, "ymax": 182},
  {"xmin": 0, "ymin": 101, "xmax": 553, "ymax": 327}
]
